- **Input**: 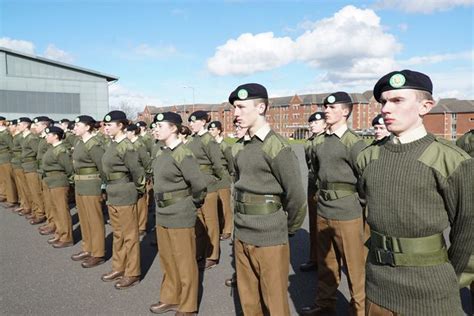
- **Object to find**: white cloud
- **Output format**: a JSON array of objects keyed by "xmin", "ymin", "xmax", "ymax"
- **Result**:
[
  {"xmin": 400, "ymin": 50, "xmax": 473, "ymax": 66},
  {"xmin": 207, "ymin": 5, "xmax": 401, "ymax": 83},
  {"xmin": 431, "ymin": 69, "xmax": 474, "ymax": 99},
  {"xmin": 43, "ymin": 44, "xmax": 75, "ymax": 63},
  {"xmin": 132, "ymin": 43, "xmax": 179, "ymax": 59},
  {"xmin": 398, "ymin": 23, "xmax": 409, "ymax": 31},
  {"xmin": 0, "ymin": 37, "xmax": 35, "ymax": 54},
  {"xmin": 374, "ymin": 0, "xmax": 474, "ymax": 13},
  {"xmin": 109, "ymin": 83, "xmax": 162, "ymax": 112}
]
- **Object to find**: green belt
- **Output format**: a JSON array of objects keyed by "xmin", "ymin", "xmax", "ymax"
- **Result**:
[
  {"xmin": 235, "ymin": 201, "xmax": 281, "ymax": 215},
  {"xmin": 199, "ymin": 164, "xmax": 213, "ymax": 174},
  {"xmin": 369, "ymin": 230, "xmax": 448, "ymax": 267},
  {"xmin": 319, "ymin": 182, "xmax": 356, "ymax": 201},
  {"xmin": 155, "ymin": 188, "xmax": 191, "ymax": 208},
  {"xmin": 76, "ymin": 167, "xmax": 99, "ymax": 175},
  {"xmin": 107, "ymin": 172, "xmax": 129, "ymax": 181},
  {"xmin": 22, "ymin": 157, "xmax": 36, "ymax": 163},
  {"xmin": 234, "ymin": 190, "xmax": 281, "ymax": 204},
  {"xmin": 45, "ymin": 171, "xmax": 66, "ymax": 177},
  {"xmin": 75, "ymin": 174, "xmax": 101, "ymax": 181}
]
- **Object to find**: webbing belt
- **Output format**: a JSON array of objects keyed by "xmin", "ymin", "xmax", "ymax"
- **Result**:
[
  {"xmin": 76, "ymin": 167, "xmax": 99, "ymax": 175},
  {"xmin": 319, "ymin": 182, "xmax": 356, "ymax": 201},
  {"xmin": 107, "ymin": 172, "xmax": 128, "ymax": 181},
  {"xmin": 199, "ymin": 164, "xmax": 213, "ymax": 174},
  {"xmin": 234, "ymin": 190, "xmax": 281, "ymax": 204},
  {"xmin": 22, "ymin": 157, "xmax": 36, "ymax": 163},
  {"xmin": 155, "ymin": 188, "xmax": 191, "ymax": 208},
  {"xmin": 45, "ymin": 171, "xmax": 66, "ymax": 177},
  {"xmin": 234, "ymin": 201, "xmax": 281, "ymax": 215},
  {"xmin": 74, "ymin": 174, "xmax": 101, "ymax": 181},
  {"xmin": 369, "ymin": 230, "xmax": 448, "ymax": 267}
]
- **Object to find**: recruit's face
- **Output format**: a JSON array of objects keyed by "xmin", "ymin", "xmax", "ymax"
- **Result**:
[
  {"xmin": 232, "ymin": 99, "xmax": 264, "ymax": 129},
  {"xmin": 45, "ymin": 133, "xmax": 57, "ymax": 144},
  {"xmin": 74, "ymin": 122, "xmax": 88, "ymax": 137},
  {"xmin": 126, "ymin": 130, "xmax": 135, "ymax": 140},
  {"xmin": 208, "ymin": 127, "xmax": 220, "ymax": 138},
  {"xmin": 189, "ymin": 119, "xmax": 206, "ymax": 133},
  {"xmin": 8, "ymin": 124, "xmax": 16, "ymax": 134},
  {"xmin": 373, "ymin": 124, "xmax": 390, "ymax": 140},
  {"xmin": 104, "ymin": 122, "xmax": 121, "ymax": 137},
  {"xmin": 60, "ymin": 122, "xmax": 69, "ymax": 131},
  {"xmin": 17, "ymin": 122, "xmax": 28, "ymax": 132},
  {"xmin": 34, "ymin": 122, "xmax": 48, "ymax": 134},
  {"xmin": 323, "ymin": 103, "xmax": 348, "ymax": 126},
  {"xmin": 310, "ymin": 119, "xmax": 326, "ymax": 134},
  {"xmin": 156, "ymin": 122, "xmax": 176, "ymax": 141},
  {"xmin": 380, "ymin": 89, "xmax": 432, "ymax": 137}
]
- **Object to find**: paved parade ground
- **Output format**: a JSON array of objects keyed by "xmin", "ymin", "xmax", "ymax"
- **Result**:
[{"xmin": 1, "ymin": 145, "xmax": 472, "ymax": 315}]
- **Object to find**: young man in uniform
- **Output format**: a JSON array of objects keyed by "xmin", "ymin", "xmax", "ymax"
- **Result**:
[
  {"xmin": 357, "ymin": 70, "xmax": 474, "ymax": 315},
  {"xmin": 0, "ymin": 116, "xmax": 18, "ymax": 209},
  {"xmin": 371, "ymin": 114, "xmax": 390, "ymax": 141},
  {"xmin": 302, "ymin": 92, "xmax": 367, "ymax": 316},
  {"xmin": 230, "ymin": 83, "xmax": 307, "ymax": 315},
  {"xmin": 300, "ymin": 111, "xmax": 326, "ymax": 272}
]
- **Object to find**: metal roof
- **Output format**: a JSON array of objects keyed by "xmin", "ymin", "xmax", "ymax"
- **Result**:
[
  {"xmin": 0, "ymin": 46, "xmax": 119, "ymax": 82},
  {"xmin": 431, "ymin": 99, "xmax": 474, "ymax": 113}
]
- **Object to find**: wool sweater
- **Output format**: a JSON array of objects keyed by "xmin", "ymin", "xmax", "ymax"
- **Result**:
[
  {"xmin": 356, "ymin": 133, "xmax": 474, "ymax": 315},
  {"xmin": 311, "ymin": 129, "xmax": 367, "ymax": 220},
  {"xmin": 185, "ymin": 132, "xmax": 228, "ymax": 192},
  {"xmin": 0, "ymin": 129, "xmax": 13, "ymax": 165},
  {"xmin": 41, "ymin": 142, "xmax": 74, "ymax": 189},
  {"xmin": 214, "ymin": 140, "xmax": 232, "ymax": 190},
  {"xmin": 36, "ymin": 136, "xmax": 51, "ymax": 173},
  {"xmin": 10, "ymin": 133, "xmax": 23, "ymax": 169},
  {"xmin": 21, "ymin": 132, "xmax": 40, "ymax": 173},
  {"xmin": 233, "ymin": 129, "xmax": 307, "ymax": 246},
  {"xmin": 72, "ymin": 136, "xmax": 105, "ymax": 196},
  {"xmin": 153, "ymin": 142, "xmax": 207, "ymax": 228},
  {"xmin": 456, "ymin": 129, "xmax": 473, "ymax": 157},
  {"xmin": 102, "ymin": 137, "xmax": 145, "ymax": 206}
]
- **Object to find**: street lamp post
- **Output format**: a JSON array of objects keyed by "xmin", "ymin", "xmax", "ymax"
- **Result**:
[{"xmin": 183, "ymin": 86, "xmax": 195, "ymax": 113}]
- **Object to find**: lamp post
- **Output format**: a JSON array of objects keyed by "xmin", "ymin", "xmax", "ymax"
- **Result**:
[{"xmin": 183, "ymin": 86, "xmax": 195, "ymax": 113}]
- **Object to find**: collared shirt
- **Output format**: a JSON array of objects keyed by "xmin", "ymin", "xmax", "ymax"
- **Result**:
[
  {"xmin": 215, "ymin": 136, "xmax": 224, "ymax": 144},
  {"xmin": 22, "ymin": 130, "xmax": 31, "ymax": 137},
  {"xmin": 326, "ymin": 124, "xmax": 348, "ymax": 138},
  {"xmin": 251, "ymin": 123, "xmax": 271, "ymax": 141},
  {"xmin": 166, "ymin": 138, "xmax": 182, "ymax": 150},
  {"xmin": 82, "ymin": 133, "xmax": 94, "ymax": 143},
  {"xmin": 114, "ymin": 134, "xmax": 127, "ymax": 143},
  {"xmin": 392, "ymin": 125, "xmax": 427, "ymax": 144},
  {"xmin": 52, "ymin": 141, "xmax": 63, "ymax": 148},
  {"xmin": 197, "ymin": 129, "xmax": 207, "ymax": 136},
  {"xmin": 130, "ymin": 136, "xmax": 138, "ymax": 144}
]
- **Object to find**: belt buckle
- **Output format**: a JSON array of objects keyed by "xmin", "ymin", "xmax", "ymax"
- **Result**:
[
  {"xmin": 157, "ymin": 200, "xmax": 165, "ymax": 208},
  {"xmin": 374, "ymin": 249, "xmax": 395, "ymax": 267}
]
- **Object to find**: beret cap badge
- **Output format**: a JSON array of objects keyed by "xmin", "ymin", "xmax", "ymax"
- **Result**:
[
  {"xmin": 34, "ymin": 118, "xmax": 39, "ymax": 123},
  {"xmin": 156, "ymin": 113, "xmax": 164, "ymax": 121},
  {"xmin": 378, "ymin": 117, "xmax": 384, "ymax": 125},
  {"xmin": 315, "ymin": 114, "xmax": 321, "ymax": 120},
  {"xmin": 75, "ymin": 118, "xmax": 80, "ymax": 123},
  {"xmin": 104, "ymin": 115, "xmax": 111, "ymax": 122},
  {"xmin": 327, "ymin": 95, "xmax": 336, "ymax": 104},
  {"xmin": 45, "ymin": 128, "xmax": 50, "ymax": 133},
  {"xmin": 389, "ymin": 73, "xmax": 406, "ymax": 88},
  {"xmin": 237, "ymin": 89, "xmax": 248, "ymax": 100},
  {"xmin": 190, "ymin": 115, "xmax": 196, "ymax": 122}
]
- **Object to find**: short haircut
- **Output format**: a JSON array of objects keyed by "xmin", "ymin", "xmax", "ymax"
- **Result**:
[
  {"xmin": 415, "ymin": 90, "xmax": 434, "ymax": 102},
  {"xmin": 253, "ymin": 98, "xmax": 269, "ymax": 115}
]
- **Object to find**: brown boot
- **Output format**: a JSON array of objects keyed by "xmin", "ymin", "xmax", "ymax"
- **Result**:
[
  {"xmin": 71, "ymin": 251, "xmax": 91, "ymax": 261},
  {"xmin": 52, "ymin": 240, "xmax": 73, "ymax": 248},
  {"xmin": 101, "ymin": 271, "xmax": 124, "ymax": 282},
  {"xmin": 30, "ymin": 216, "xmax": 46, "ymax": 225},
  {"xmin": 81, "ymin": 256, "xmax": 105, "ymax": 268},
  {"xmin": 47, "ymin": 236, "xmax": 60, "ymax": 245},
  {"xmin": 149, "ymin": 302, "xmax": 178, "ymax": 314},
  {"xmin": 39, "ymin": 226, "xmax": 55, "ymax": 235},
  {"xmin": 25, "ymin": 213, "xmax": 36, "ymax": 219},
  {"xmin": 114, "ymin": 276, "xmax": 140, "ymax": 290}
]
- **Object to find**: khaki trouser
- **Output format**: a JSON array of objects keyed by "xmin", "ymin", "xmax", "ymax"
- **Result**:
[
  {"xmin": 76, "ymin": 194, "xmax": 105, "ymax": 257},
  {"xmin": 13, "ymin": 169, "xmax": 31, "ymax": 211},
  {"xmin": 307, "ymin": 186, "xmax": 318, "ymax": 263},
  {"xmin": 49, "ymin": 186, "xmax": 72, "ymax": 243},
  {"xmin": 217, "ymin": 187, "xmax": 233, "ymax": 235},
  {"xmin": 41, "ymin": 179, "xmax": 55, "ymax": 228},
  {"xmin": 316, "ymin": 215, "xmax": 366, "ymax": 316},
  {"xmin": 0, "ymin": 163, "xmax": 18, "ymax": 203},
  {"xmin": 196, "ymin": 191, "xmax": 220, "ymax": 261},
  {"xmin": 24, "ymin": 172, "xmax": 45, "ymax": 218},
  {"xmin": 137, "ymin": 191, "xmax": 148, "ymax": 232},
  {"xmin": 108, "ymin": 204, "xmax": 141, "ymax": 277},
  {"xmin": 157, "ymin": 225, "xmax": 198, "ymax": 313},
  {"xmin": 366, "ymin": 299, "xmax": 400, "ymax": 316},
  {"xmin": 235, "ymin": 239, "xmax": 290, "ymax": 316}
]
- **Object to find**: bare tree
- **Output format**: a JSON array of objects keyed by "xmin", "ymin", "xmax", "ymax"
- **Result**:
[{"xmin": 110, "ymin": 100, "xmax": 139, "ymax": 120}]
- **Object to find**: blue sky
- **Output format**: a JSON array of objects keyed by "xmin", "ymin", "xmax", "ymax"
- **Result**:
[{"xmin": 1, "ymin": 0, "xmax": 473, "ymax": 111}]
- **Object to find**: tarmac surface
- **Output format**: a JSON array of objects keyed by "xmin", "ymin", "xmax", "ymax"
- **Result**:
[{"xmin": 1, "ymin": 145, "xmax": 472, "ymax": 315}]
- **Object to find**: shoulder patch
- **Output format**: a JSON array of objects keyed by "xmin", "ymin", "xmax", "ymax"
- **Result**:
[
  {"xmin": 340, "ymin": 129, "xmax": 362, "ymax": 148},
  {"xmin": 116, "ymin": 139, "xmax": 135, "ymax": 159},
  {"xmin": 356, "ymin": 143, "xmax": 382, "ymax": 172},
  {"xmin": 171, "ymin": 145, "xmax": 194, "ymax": 164},
  {"xmin": 53, "ymin": 143, "xmax": 68, "ymax": 156},
  {"xmin": 201, "ymin": 133, "xmax": 212, "ymax": 145},
  {"xmin": 84, "ymin": 136, "xmax": 100, "ymax": 151},
  {"xmin": 313, "ymin": 133, "xmax": 325, "ymax": 146},
  {"xmin": 262, "ymin": 133, "xmax": 290, "ymax": 159},
  {"xmin": 418, "ymin": 137, "xmax": 471, "ymax": 178}
]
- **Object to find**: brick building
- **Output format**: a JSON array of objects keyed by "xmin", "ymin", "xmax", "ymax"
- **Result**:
[{"xmin": 137, "ymin": 93, "xmax": 473, "ymax": 140}]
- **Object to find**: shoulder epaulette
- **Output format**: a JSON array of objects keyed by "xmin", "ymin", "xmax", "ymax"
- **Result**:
[
  {"xmin": 356, "ymin": 138, "xmax": 388, "ymax": 172},
  {"xmin": 231, "ymin": 139, "xmax": 245, "ymax": 158},
  {"xmin": 261, "ymin": 132, "xmax": 290, "ymax": 159},
  {"xmin": 53, "ymin": 143, "xmax": 68, "ymax": 156},
  {"xmin": 84, "ymin": 136, "xmax": 100, "ymax": 151},
  {"xmin": 116, "ymin": 139, "xmax": 134, "ymax": 159},
  {"xmin": 340, "ymin": 129, "xmax": 362, "ymax": 148},
  {"xmin": 171, "ymin": 145, "xmax": 195, "ymax": 164},
  {"xmin": 200, "ymin": 133, "xmax": 213, "ymax": 146}
]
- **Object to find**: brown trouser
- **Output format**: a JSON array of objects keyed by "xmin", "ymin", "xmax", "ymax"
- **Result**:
[
  {"xmin": 307, "ymin": 186, "xmax": 318, "ymax": 263},
  {"xmin": 235, "ymin": 239, "xmax": 290, "ymax": 316},
  {"xmin": 108, "ymin": 204, "xmax": 140, "ymax": 277},
  {"xmin": 217, "ymin": 187, "xmax": 233, "ymax": 235},
  {"xmin": 157, "ymin": 225, "xmax": 198, "ymax": 313},
  {"xmin": 76, "ymin": 194, "xmax": 105, "ymax": 257},
  {"xmin": 13, "ymin": 168, "xmax": 31, "ymax": 211},
  {"xmin": 24, "ymin": 172, "xmax": 45, "ymax": 218},
  {"xmin": 41, "ymin": 179, "xmax": 55, "ymax": 228},
  {"xmin": 137, "ymin": 191, "xmax": 148, "ymax": 232},
  {"xmin": 49, "ymin": 186, "xmax": 72, "ymax": 242},
  {"xmin": 196, "ymin": 191, "xmax": 219, "ymax": 261},
  {"xmin": 0, "ymin": 163, "xmax": 18, "ymax": 203},
  {"xmin": 316, "ymin": 215, "xmax": 366, "ymax": 316},
  {"xmin": 366, "ymin": 299, "xmax": 400, "ymax": 316}
]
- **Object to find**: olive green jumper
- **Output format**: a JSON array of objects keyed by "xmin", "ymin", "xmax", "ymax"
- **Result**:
[
  {"xmin": 72, "ymin": 136, "xmax": 105, "ymax": 196},
  {"xmin": 41, "ymin": 142, "xmax": 74, "ymax": 188},
  {"xmin": 102, "ymin": 137, "xmax": 145, "ymax": 206},
  {"xmin": 10, "ymin": 133, "xmax": 23, "ymax": 169},
  {"xmin": 21, "ymin": 132, "xmax": 40, "ymax": 173},
  {"xmin": 36, "ymin": 136, "xmax": 51, "ymax": 174},
  {"xmin": 456, "ymin": 129, "xmax": 473, "ymax": 157},
  {"xmin": 233, "ymin": 129, "xmax": 307, "ymax": 247},
  {"xmin": 153, "ymin": 142, "xmax": 207, "ymax": 228},
  {"xmin": 0, "ymin": 129, "xmax": 13, "ymax": 165},
  {"xmin": 214, "ymin": 140, "xmax": 232, "ymax": 190},
  {"xmin": 356, "ymin": 133, "xmax": 474, "ymax": 315}
]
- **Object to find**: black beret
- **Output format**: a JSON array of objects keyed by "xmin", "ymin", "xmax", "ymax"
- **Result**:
[
  {"xmin": 208, "ymin": 121, "xmax": 222, "ymax": 129},
  {"xmin": 0, "ymin": 116, "xmax": 6, "ymax": 121},
  {"xmin": 155, "ymin": 112, "xmax": 183, "ymax": 125},
  {"xmin": 323, "ymin": 92, "xmax": 352, "ymax": 105},
  {"xmin": 103, "ymin": 110, "xmax": 127, "ymax": 122},
  {"xmin": 33, "ymin": 116, "xmax": 50, "ymax": 124},
  {"xmin": 188, "ymin": 111, "xmax": 208, "ymax": 122},
  {"xmin": 228, "ymin": 83, "xmax": 268, "ymax": 105},
  {"xmin": 59, "ymin": 118, "xmax": 70, "ymax": 124},
  {"xmin": 126, "ymin": 124, "xmax": 139, "ymax": 132},
  {"xmin": 308, "ymin": 112, "xmax": 325, "ymax": 122},
  {"xmin": 372, "ymin": 114, "xmax": 385, "ymax": 127},
  {"xmin": 45, "ymin": 126, "xmax": 64, "ymax": 139},
  {"xmin": 136, "ymin": 121, "xmax": 147, "ymax": 127},
  {"xmin": 75, "ymin": 115, "xmax": 96, "ymax": 124},
  {"xmin": 373, "ymin": 70, "xmax": 433, "ymax": 103},
  {"xmin": 18, "ymin": 117, "xmax": 32, "ymax": 123},
  {"xmin": 10, "ymin": 119, "xmax": 18, "ymax": 125}
]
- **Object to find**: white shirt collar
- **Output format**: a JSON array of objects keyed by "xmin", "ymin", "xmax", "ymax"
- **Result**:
[
  {"xmin": 53, "ymin": 141, "xmax": 63, "ymax": 147},
  {"xmin": 215, "ymin": 135, "xmax": 224, "ymax": 144},
  {"xmin": 326, "ymin": 124, "xmax": 348, "ymax": 138},
  {"xmin": 82, "ymin": 133, "xmax": 94, "ymax": 143},
  {"xmin": 392, "ymin": 125, "xmax": 427, "ymax": 144},
  {"xmin": 114, "ymin": 134, "xmax": 127, "ymax": 143},
  {"xmin": 197, "ymin": 129, "xmax": 207, "ymax": 136},
  {"xmin": 166, "ymin": 138, "xmax": 182, "ymax": 150},
  {"xmin": 252, "ymin": 123, "xmax": 271, "ymax": 141}
]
